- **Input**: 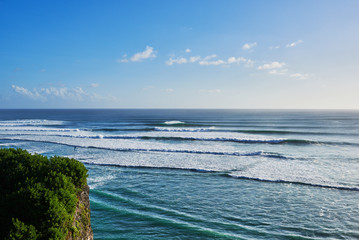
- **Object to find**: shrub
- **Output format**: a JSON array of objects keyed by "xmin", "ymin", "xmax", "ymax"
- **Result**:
[{"xmin": 0, "ymin": 148, "xmax": 88, "ymax": 240}]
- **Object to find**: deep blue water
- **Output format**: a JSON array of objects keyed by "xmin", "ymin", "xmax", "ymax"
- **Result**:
[{"xmin": 0, "ymin": 109, "xmax": 358, "ymax": 239}]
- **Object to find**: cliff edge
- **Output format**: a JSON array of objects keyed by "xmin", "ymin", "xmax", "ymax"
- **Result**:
[
  {"xmin": 0, "ymin": 148, "xmax": 93, "ymax": 240},
  {"xmin": 67, "ymin": 185, "xmax": 93, "ymax": 240}
]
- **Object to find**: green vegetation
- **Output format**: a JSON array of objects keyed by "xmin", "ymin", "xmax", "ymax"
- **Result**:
[{"xmin": 0, "ymin": 148, "xmax": 88, "ymax": 240}]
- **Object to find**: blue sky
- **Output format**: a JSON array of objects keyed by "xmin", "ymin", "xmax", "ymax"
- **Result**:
[{"xmin": 1, "ymin": 0, "xmax": 359, "ymax": 109}]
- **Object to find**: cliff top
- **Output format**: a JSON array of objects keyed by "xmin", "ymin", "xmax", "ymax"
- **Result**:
[{"xmin": 0, "ymin": 148, "xmax": 92, "ymax": 240}]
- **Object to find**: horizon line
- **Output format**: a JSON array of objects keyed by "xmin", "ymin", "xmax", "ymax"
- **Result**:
[{"xmin": 1, "ymin": 108, "xmax": 359, "ymax": 111}]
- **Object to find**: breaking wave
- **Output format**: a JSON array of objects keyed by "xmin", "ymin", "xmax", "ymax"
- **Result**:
[
  {"xmin": 225, "ymin": 175, "xmax": 359, "ymax": 192},
  {"xmin": 0, "ymin": 119, "xmax": 65, "ymax": 126},
  {"xmin": 154, "ymin": 127, "xmax": 216, "ymax": 132},
  {"xmin": 163, "ymin": 121, "xmax": 185, "ymax": 125},
  {"xmin": 81, "ymin": 163, "xmax": 359, "ymax": 192}
]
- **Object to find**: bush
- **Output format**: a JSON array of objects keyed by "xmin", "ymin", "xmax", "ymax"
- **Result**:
[{"xmin": 0, "ymin": 148, "xmax": 88, "ymax": 240}]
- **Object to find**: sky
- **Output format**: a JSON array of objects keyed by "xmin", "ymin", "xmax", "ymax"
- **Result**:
[{"xmin": 1, "ymin": 0, "xmax": 359, "ymax": 109}]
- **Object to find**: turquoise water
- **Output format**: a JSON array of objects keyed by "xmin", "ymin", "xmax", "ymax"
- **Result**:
[
  {"xmin": 88, "ymin": 166, "xmax": 358, "ymax": 239},
  {"xmin": 0, "ymin": 109, "xmax": 358, "ymax": 239}
]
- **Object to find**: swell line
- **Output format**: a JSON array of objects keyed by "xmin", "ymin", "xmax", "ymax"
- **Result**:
[
  {"xmin": 0, "ymin": 137, "xmax": 288, "ymax": 159},
  {"xmin": 225, "ymin": 175, "xmax": 359, "ymax": 192},
  {"xmin": 3, "ymin": 132, "xmax": 359, "ymax": 146},
  {"xmin": 232, "ymin": 129, "xmax": 357, "ymax": 136},
  {"xmin": 90, "ymin": 198, "xmax": 245, "ymax": 239},
  {"xmin": 85, "ymin": 162, "xmax": 359, "ymax": 192},
  {"xmin": 91, "ymin": 127, "xmax": 358, "ymax": 138},
  {"xmin": 1, "ymin": 132, "xmax": 286, "ymax": 144},
  {"xmin": 90, "ymin": 189, "xmax": 298, "ymax": 239}
]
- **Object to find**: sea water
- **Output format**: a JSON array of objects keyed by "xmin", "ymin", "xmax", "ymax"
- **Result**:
[{"xmin": 0, "ymin": 109, "xmax": 358, "ymax": 239}]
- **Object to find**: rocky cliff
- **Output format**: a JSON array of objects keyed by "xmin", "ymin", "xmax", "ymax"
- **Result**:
[{"xmin": 67, "ymin": 185, "xmax": 93, "ymax": 240}]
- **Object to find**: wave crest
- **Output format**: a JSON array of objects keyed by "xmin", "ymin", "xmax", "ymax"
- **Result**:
[
  {"xmin": 154, "ymin": 127, "xmax": 215, "ymax": 132},
  {"xmin": 0, "ymin": 119, "xmax": 65, "ymax": 127},
  {"xmin": 163, "ymin": 121, "xmax": 185, "ymax": 125}
]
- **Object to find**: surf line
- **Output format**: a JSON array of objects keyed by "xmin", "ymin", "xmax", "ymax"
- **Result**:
[
  {"xmin": 225, "ymin": 175, "xmax": 359, "ymax": 192},
  {"xmin": 1, "ymin": 137, "xmax": 284, "ymax": 158}
]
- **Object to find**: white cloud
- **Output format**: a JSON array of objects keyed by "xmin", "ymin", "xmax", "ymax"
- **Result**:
[
  {"xmin": 242, "ymin": 42, "xmax": 257, "ymax": 50},
  {"xmin": 258, "ymin": 61, "xmax": 286, "ymax": 70},
  {"xmin": 90, "ymin": 83, "xmax": 100, "ymax": 88},
  {"xmin": 189, "ymin": 56, "xmax": 200, "ymax": 63},
  {"xmin": 130, "ymin": 46, "xmax": 156, "ymax": 62},
  {"xmin": 38, "ymin": 87, "xmax": 86, "ymax": 101},
  {"xmin": 40, "ymin": 87, "xmax": 67, "ymax": 97},
  {"xmin": 166, "ymin": 57, "xmax": 188, "ymax": 66},
  {"xmin": 198, "ymin": 55, "xmax": 243, "ymax": 66},
  {"xmin": 200, "ymin": 89, "xmax": 222, "ymax": 93},
  {"xmin": 290, "ymin": 73, "xmax": 309, "ymax": 79},
  {"xmin": 88, "ymin": 93, "xmax": 117, "ymax": 102},
  {"xmin": 227, "ymin": 57, "xmax": 247, "ymax": 64},
  {"xmin": 286, "ymin": 40, "xmax": 303, "ymax": 48},
  {"xmin": 269, "ymin": 46, "xmax": 280, "ymax": 50},
  {"xmin": 202, "ymin": 55, "xmax": 217, "ymax": 61},
  {"xmin": 199, "ymin": 56, "xmax": 226, "ymax": 66},
  {"xmin": 11, "ymin": 85, "xmax": 115, "ymax": 102},
  {"xmin": 166, "ymin": 54, "xmax": 251, "ymax": 67},
  {"xmin": 118, "ymin": 46, "xmax": 157, "ymax": 63},
  {"xmin": 12, "ymin": 85, "xmax": 44, "ymax": 100},
  {"xmin": 269, "ymin": 69, "xmax": 288, "ymax": 75},
  {"xmin": 185, "ymin": 48, "xmax": 191, "ymax": 53},
  {"xmin": 244, "ymin": 59, "xmax": 255, "ymax": 68},
  {"xmin": 227, "ymin": 57, "xmax": 237, "ymax": 64},
  {"xmin": 117, "ymin": 54, "xmax": 129, "ymax": 63}
]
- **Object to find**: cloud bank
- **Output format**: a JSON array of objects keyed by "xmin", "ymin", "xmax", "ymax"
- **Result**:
[
  {"xmin": 166, "ymin": 54, "xmax": 252, "ymax": 67},
  {"xmin": 11, "ymin": 85, "xmax": 115, "ymax": 102}
]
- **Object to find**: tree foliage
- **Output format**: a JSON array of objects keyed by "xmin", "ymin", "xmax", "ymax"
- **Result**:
[{"xmin": 0, "ymin": 148, "xmax": 88, "ymax": 240}]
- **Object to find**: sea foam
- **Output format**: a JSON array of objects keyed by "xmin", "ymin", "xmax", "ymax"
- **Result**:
[
  {"xmin": 0, "ymin": 119, "xmax": 65, "ymax": 126},
  {"xmin": 164, "ymin": 121, "xmax": 185, "ymax": 125}
]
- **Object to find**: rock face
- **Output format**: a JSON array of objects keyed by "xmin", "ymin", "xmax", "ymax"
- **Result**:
[{"xmin": 67, "ymin": 185, "xmax": 93, "ymax": 240}]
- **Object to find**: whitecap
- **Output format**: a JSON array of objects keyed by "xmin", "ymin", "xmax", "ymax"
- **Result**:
[
  {"xmin": 163, "ymin": 121, "xmax": 185, "ymax": 125},
  {"xmin": 0, "ymin": 119, "xmax": 65, "ymax": 126},
  {"xmin": 154, "ymin": 127, "xmax": 215, "ymax": 132}
]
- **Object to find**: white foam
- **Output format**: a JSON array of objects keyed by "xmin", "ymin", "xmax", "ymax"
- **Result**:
[
  {"xmin": 0, "ymin": 126, "xmax": 286, "ymax": 144},
  {"xmin": 154, "ymin": 127, "xmax": 215, "ymax": 132},
  {"xmin": 81, "ymin": 149, "xmax": 359, "ymax": 191},
  {"xmin": 0, "ymin": 127, "xmax": 80, "ymax": 132},
  {"xmin": 88, "ymin": 175, "xmax": 116, "ymax": 189},
  {"xmin": 2, "ymin": 121, "xmax": 358, "ymax": 191},
  {"xmin": 3, "ymin": 134, "xmax": 358, "ymax": 191},
  {"xmin": 123, "ymin": 131, "xmax": 285, "ymax": 143},
  {"xmin": 0, "ymin": 119, "xmax": 65, "ymax": 126},
  {"xmin": 228, "ymin": 157, "xmax": 359, "ymax": 190},
  {"xmin": 164, "ymin": 121, "xmax": 185, "ymax": 125},
  {"xmin": 0, "ymin": 142, "xmax": 22, "ymax": 147},
  {"xmin": 1, "ymin": 135, "xmax": 266, "ymax": 157}
]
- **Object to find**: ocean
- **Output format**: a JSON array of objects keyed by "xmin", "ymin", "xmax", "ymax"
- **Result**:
[{"xmin": 0, "ymin": 109, "xmax": 358, "ymax": 239}]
